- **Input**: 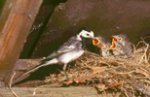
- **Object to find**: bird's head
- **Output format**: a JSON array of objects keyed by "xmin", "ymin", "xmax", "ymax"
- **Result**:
[
  {"xmin": 110, "ymin": 34, "xmax": 126, "ymax": 49},
  {"xmin": 113, "ymin": 34, "xmax": 127, "ymax": 42},
  {"xmin": 77, "ymin": 30, "xmax": 94, "ymax": 40}
]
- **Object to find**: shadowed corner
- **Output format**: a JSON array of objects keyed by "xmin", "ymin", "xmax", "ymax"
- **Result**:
[
  {"xmin": 13, "ymin": 64, "xmax": 62, "ymax": 86},
  {"xmin": 13, "ymin": 61, "xmax": 77, "ymax": 87}
]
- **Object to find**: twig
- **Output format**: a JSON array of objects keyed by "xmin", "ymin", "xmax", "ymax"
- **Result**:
[
  {"xmin": 138, "ymin": 40, "xmax": 149, "ymax": 64},
  {"xmin": 123, "ymin": 89, "xmax": 130, "ymax": 97},
  {"xmin": 143, "ymin": 84, "xmax": 149, "ymax": 95},
  {"xmin": 136, "ymin": 40, "xmax": 145, "ymax": 49},
  {"xmin": 9, "ymin": 72, "xmax": 19, "ymax": 97},
  {"xmin": 33, "ymin": 88, "xmax": 37, "ymax": 96},
  {"xmin": 9, "ymin": 72, "xmax": 39, "ymax": 97},
  {"xmin": 137, "ymin": 67, "xmax": 150, "ymax": 78},
  {"xmin": 112, "ymin": 70, "xmax": 135, "ymax": 75},
  {"xmin": 144, "ymin": 44, "xmax": 149, "ymax": 63},
  {"xmin": 140, "ymin": 79, "xmax": 150, "ymax": 85},
  {"xmin": 143, "ymin": 36, "xmax": 150, "ymax": 40}
]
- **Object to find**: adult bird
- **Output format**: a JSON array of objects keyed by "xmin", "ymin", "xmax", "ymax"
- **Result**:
[
  {"xmin": 13, "ymin": 29, "xmax": 94, "ymax": 84},
  {"xmin": 110, "ymin": 34, "xmax": 134, "ymax": 57},
  {"xmin": 92, "ymin": 36, "xmax": 112, "ymax": 57}
]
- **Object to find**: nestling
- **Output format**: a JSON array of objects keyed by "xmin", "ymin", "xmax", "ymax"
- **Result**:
[
  {"xmin": 110, "ymin": 34, "xmax": 134, "ymax": 57},
  {"xmin": 92, "ymin": 36, "xmax": 112, "ymax": 57}
]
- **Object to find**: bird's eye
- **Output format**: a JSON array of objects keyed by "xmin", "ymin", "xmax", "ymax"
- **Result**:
[{"xmin": 86, "ymin": 33, "xmax": 90, "ymax": 36}]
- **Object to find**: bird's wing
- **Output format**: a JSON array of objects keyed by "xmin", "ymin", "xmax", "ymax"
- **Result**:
[
  {"xmin": 43, "ymin": 36, "xmax": 79, "ymax": 61},
  {"xmin": 57, "ymin": 45, "xmax": 76, "ymax": 53},
  {"xmin": 43, "ymin": 51, "xmax": 59, "ymax": 61},
  {"xmin": 56, "ymin": 36, "xmax": 78, "ymax": 53}
]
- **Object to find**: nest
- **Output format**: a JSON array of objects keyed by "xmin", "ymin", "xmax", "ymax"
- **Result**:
[{"xmin": 44, "ymin": 41, "xmax": 150, "ymax": 97}]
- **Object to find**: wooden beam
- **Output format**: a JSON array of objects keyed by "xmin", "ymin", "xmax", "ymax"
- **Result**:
[
  {"xmin": 0, "ymin": 87, "xmax": 116, "ymax": 97},
  {"xmin": 0, "ymin": 0, "xmax": 43, "ymax": 86},
  {"xmin": 0, "ymin": 0, "xmax": 17, "ymax": 33}
]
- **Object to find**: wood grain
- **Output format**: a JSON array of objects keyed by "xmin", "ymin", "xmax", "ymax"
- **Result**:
[
  {"xmin": 0, "ymin": 87, "xmax": 118, "ymax": 97},
  {"xmin": 0, "ymin": 0, "xmax": 43, "ymax": 86}
]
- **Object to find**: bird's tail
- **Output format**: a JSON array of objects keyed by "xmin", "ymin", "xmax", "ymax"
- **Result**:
[{"xmin": 13, "ymin": 58, "xmax": 59, "ymax": 85}]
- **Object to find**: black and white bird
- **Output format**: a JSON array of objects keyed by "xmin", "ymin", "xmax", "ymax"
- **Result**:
[
  {"xmin": 14, "ymin": 29, "xmax": 94, "ymax": 84},
  {"xmin": 92, "ymin": 36, "xmax": 112, "ymax": 57},
  {"xmin": 110, "ymin": 34, "xmax": 134, "ymax": 57}
]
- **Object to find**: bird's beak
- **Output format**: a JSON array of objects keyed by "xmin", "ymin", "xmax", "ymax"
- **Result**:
[
  {"xmin": 112, "ymin": 36, "xmax": 118, "ymax": 42},
  {"xmin": 110, "ymin": 36, "xmax": 117, "ymax": 49},
  {"xmin": 92, "ymin": 37, "xmax": 104, "ymax": 48},
  {"xmin": 110, "ymin": 42, "xmax": 116, "ymax": 49},
  {"xmin": 92, "ymin": 37, "xmax": 100, "ymax": 46}
]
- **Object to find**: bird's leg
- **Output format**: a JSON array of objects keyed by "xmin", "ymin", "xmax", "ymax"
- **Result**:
[{"xmin": 63, "ymin": 64, "xmax": 69, "ymax": 80}]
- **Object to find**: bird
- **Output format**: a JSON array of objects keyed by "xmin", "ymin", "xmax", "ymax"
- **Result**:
[
  {"xmin": 110, "ymin": 34, "xmax": 134, "ymax": 57},
  {"xmin": 92, "ymin": 36, "xmax": 112, "ymax": 57},
  {"xmin": 13, "ymin": 29, "xmax": 95, "ymax": 84}
]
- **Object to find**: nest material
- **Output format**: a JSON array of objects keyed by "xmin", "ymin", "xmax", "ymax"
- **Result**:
[{"xmin": 44, "ymin": 41, "xmax": 150, "ymax": 97}]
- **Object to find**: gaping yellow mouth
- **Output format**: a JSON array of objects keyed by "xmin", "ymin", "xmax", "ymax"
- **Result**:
[
  {"xmin": 92, "ymin": 38, "xmax": 100, "ymax": 46},
  {"xmin": 110, "ymin": 38, "xmax": 117, "ymax": 49},
  {"xmin": 92, "ymin": 38, "xmax": 104, "ymax": 48},
  {"xmin": 110, "ymin": 42, "xmax": 116, "ymax": 49}
]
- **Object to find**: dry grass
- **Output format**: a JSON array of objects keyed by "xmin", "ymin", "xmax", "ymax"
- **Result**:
[{"xmin": 44, "ymin": 41, "xmax": 150, "ymax": 97}]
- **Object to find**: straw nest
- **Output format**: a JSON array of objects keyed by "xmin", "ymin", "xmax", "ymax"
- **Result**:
[{"xmin": 45, "ymin": 40, "xmax": 150, "ymax": 97}]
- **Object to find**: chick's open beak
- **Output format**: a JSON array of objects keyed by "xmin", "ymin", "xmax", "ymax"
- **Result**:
[
  {"xmin": 110, "ymin": 42, "xmax": 116, "ymax": 49},
  {"xmin": 92, "ymin": 38, "xmax": 104, "ymax": 48},
  {"xmin": 92, "ymin": 38, "xmax": 100, "ymax": 46},
  {"xmin": 112, "ymin": 36, "xmax": 118, "ymax": 42},
  {"xmin": 110, "ymin": 37, "xmax": 117, "ymax": 49}
]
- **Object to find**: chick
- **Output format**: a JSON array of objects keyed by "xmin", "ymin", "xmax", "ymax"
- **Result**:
[
  {"xmin": 110, "ymin": 34, "xmax": 134, "ymax": 57},
  {"xmin": 92, "ymin": 36, "xmax": 112, "ymax": 57}
]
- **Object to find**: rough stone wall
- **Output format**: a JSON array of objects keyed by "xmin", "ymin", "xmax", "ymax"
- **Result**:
[{"xmin": 22, "ymin": 0, "xmax": 150, "ymax": 58}]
